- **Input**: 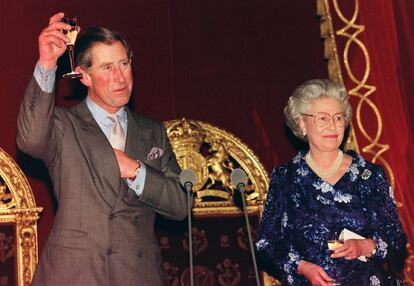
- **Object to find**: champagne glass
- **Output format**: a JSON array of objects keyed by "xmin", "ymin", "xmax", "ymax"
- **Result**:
[
  {"xmin": 327, "ymin": 234, "xmax": 343, "ymax": 286},
  {"xmin": 62, "ymin": 16, "xmax": 82, "ymax": 79}
]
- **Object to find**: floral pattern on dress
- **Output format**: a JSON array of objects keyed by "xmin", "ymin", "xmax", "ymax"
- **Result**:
[
  {"xmin": 256, "ymin": 150, "xmax": 407, "ymax": 286},
  {"xmin": 370, "ymin": 275, "xmax": 381, "ymax": 286}
]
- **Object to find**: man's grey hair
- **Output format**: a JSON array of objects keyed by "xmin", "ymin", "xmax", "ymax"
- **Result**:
[{"xmin": 75, "ymin": 27, "xmax": 132, "ymax": 69}]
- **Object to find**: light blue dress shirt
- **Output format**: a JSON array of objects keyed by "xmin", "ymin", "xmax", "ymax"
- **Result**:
[{"xmin": 34, "ymin": 61, "xmax": 146, "ymax": 196}]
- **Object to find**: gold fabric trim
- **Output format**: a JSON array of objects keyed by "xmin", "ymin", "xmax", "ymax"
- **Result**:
[{"xmin": 318, "ymin": 0, "xmax": 394, "ymax": 187}]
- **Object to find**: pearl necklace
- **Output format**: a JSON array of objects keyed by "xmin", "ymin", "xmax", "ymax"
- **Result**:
[{"xmin": 305, "ymin": 150, "xmax": 344, "ymax": 178}]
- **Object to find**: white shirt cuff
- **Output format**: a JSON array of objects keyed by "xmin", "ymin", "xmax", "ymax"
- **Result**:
[
  {"xmin": 33, "ymin": 61, "xmax": 57, "ymax": 93},
  {"xmin": 127, "ymin": 162, "xmax": 146, "ymax": 196}
]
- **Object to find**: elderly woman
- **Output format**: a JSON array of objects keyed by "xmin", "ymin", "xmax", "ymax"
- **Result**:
[{"xmin": 256, "ymin": 79, "xmax": 407, "ymax": 286}]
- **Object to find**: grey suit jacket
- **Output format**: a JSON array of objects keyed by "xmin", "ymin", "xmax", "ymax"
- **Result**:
[{"xmin": 17, "ymin": 77, "xmax": 188, "ymax": 286}]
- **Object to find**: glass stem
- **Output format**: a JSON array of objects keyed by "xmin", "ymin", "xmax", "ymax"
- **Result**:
[{"xmin": 67, "ymin": 45, "xmax": 75, "ymax": 72}]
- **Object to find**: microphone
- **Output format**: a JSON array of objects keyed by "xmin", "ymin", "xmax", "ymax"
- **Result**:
[
  {"xmin": 179, "ymin": 169, "xmax": 196, "ymax": 286},
  {"xmin": 230, "ymin": 168, "xmax": 248, "ymax": 191},
  {"xmin": 180, "ymin": 169, "xmax": 196, "ymax": 192},
  {"xmin": 230, "ymin": 168, "xmax": 261, "ymax": 286}
]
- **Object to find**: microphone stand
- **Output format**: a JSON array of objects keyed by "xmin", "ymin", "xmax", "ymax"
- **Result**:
[
  {"xmin": 184, "ymin": 182, "xmax": 194, "ymax": 286},
  {"xmin": 237, "ymin": 183, "xmax": 261, "ymax": 286}
]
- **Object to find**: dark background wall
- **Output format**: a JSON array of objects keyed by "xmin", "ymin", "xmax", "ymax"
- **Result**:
[{"xmin": 0, "ymin": 1, "xmax": 327, "ymax": 250}]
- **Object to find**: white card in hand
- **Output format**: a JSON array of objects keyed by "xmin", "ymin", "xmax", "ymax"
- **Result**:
[{"xmin": 339, "ymin": 228, "xmax": 367, "ymax": 262}]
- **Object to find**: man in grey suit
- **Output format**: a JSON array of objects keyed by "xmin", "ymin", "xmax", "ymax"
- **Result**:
[{"xmin": 17, "ymin": 12, "xmax": 187, "ymax": 286}]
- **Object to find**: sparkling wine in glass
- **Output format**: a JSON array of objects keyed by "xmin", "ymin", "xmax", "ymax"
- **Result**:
[
  {"xmin": 62, "ymin": 16, "xmax": 82, "ymax": 79},
  {"xmin": 327, "ymin": 238, "xmax": 344, "ymax": 286}
]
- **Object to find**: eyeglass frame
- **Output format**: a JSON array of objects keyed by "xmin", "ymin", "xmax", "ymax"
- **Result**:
[{"xmin": 300, "ymin": 112, "xmax": 347, "ymax": 127}]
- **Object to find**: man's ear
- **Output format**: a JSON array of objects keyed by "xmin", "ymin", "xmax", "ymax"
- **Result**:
[{"xmin": 76, "ymin": 66, "xmax": 91, "ymax": 87}]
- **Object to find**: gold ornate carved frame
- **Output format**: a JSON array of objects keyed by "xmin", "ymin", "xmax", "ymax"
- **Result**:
[
  {"xmin": 164, "ymin": 119, "xmax": 280, "ymax": 285},
  {"xmin": 165, "ymin": 118, "xmax": 269, "ymax": 218},
  {"xmin": 0, "ymin": 148, "xmax": 42, "ymax": 286}
]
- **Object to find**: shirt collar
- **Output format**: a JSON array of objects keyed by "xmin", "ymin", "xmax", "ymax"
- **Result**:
[{"xmin": 86, "ymin": 96, "xmax": 127, "ymax": 126}]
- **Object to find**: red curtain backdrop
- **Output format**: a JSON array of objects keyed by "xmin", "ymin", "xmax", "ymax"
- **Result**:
[
  {"xmin": 0, "ymin": 0, "xmax": 327, "ymax": 254},
  {"xmin": 330, "ymin": 0, "xmax": 414, "ymax": 283},
  {"xmin": 2, "ymin": 1, "xmax": 413, "ymax": 283}
]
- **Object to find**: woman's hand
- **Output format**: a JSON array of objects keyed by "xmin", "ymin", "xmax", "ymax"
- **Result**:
[
  {"xmin": 330, "ymin": 239, "xmax": 375, "ymax": 260},
  {"xmin": 297, "ymin": 260, "xmax": 333, "ymax": 286}
]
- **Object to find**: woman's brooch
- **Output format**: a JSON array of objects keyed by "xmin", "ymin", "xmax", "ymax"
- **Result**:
[{"xmin": 361, "ymin": 169, "xmax": 372, "ymax": 180}]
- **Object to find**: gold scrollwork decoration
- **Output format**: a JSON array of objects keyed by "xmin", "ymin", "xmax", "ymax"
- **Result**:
[
  {"xmin": 164, "ymin": 118, "xmax": 269, "ymax": 217},
  {"xmin": 318, "ymin": 0, "xmax": 395, "ymax": 188}
]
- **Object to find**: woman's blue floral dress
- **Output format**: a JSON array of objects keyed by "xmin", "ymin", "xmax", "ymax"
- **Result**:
[{"xmin": 256, "ymin": 150, "xmax": 407, "ymax": 285}]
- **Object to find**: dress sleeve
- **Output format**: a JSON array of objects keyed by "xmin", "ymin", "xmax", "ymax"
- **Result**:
[
  {"xmin": 367, "ymin": 165, "xmax": 407, "ymax": 260},
  {"xmin": 256, "ymin": 167, "xmax": 302, "ymax": 284}
]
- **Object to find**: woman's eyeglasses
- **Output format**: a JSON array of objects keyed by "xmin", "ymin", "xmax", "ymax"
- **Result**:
[{"xmin": 301, "ymin": 112, "xmax": 346, "ymax": 127}]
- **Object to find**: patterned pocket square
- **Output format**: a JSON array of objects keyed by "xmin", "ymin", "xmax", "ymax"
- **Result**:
[{"xmin": 147, "ymin": 147, "xmax": 164, "ymax": 160}]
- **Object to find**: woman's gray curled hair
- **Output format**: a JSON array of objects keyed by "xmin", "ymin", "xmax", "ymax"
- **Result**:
[{"xmin": 284, "ymin": 79, "xmax": 352, "ymax": 141}]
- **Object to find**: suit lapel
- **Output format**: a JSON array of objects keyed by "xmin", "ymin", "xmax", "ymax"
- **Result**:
[
  {"xmin": 71, "ymin": 101, "xmax": 121, "ymax": 207},
  {"xmin": 124, "ymin": 108, "xmax": 152, "ymax": 162}
]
